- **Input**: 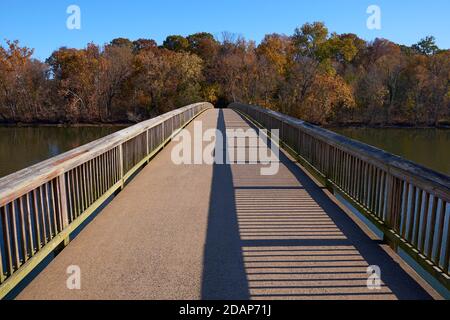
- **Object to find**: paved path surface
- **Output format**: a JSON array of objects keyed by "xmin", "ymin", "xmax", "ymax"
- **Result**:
[{"xmin": 17, "ymin": 109, "xmax": 432, "ymax": 300}]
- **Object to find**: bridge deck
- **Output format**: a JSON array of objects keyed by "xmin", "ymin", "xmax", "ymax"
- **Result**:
[{"xmin": 17, "ymin": 109, "xmax": 432, "ymax": 300}]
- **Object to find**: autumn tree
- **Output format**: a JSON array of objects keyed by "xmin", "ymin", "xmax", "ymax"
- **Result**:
[
  {"xmin": 132, "ymin": 48, "xmax": 203, "ymax": 116},
  {"xmin": 163, "ymin": 35, "xmax": 189, "ymax": 52},
  {"xmin": 0, "ymin": 40, "xmax": 49, "ymax": 121},
  {"xmin": 412, "ymin": 36, "xmax": 440, "ymax": 56},
  {"xmin": 1, "ymin": 22, "xmax": 449, "ymax": 126},
  {"xmin": 99, "ymin": 44, "xmax": 134, "ymax": 119},
  {"xmin": 132, "ymin": 38, "xmax": 157, "ymax": 53}
]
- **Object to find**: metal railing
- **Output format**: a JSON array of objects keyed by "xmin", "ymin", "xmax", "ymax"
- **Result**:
[
  {"xmin": 231, "ymin": 102, "xmax": 450, "ymax": 289},
  {"xmin": 0, "ymin": 102, "xmax": 212, "ymax": 298}
]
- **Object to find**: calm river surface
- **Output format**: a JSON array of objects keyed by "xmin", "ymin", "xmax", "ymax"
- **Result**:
[
  {"xmin": 0, "ymin": 126, "xmax": 126, "ymax": 178},
  {"xmin": 331, "ymin": 127, "xmax": 450, "ymax": 176},
  {"xmin": 0, "ymin": 126, "xmax": 448, "ymax": 178}
]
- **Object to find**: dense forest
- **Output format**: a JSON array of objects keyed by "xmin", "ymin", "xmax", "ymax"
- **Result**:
[{"xmin": 1, "ymin": 22, "xmax": 449, "ymax": 126}]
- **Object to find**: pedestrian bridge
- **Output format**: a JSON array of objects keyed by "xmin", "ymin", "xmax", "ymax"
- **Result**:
[{"xmin": 0, "ymin": 102, "xmax": 449, "ymax": 299}]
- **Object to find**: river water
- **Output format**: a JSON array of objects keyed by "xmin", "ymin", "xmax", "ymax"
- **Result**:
[
  {"xmin": 330, "ymin": 127, "xmax": 450, "ymax": 176},
  {"xmin": 0, "ymin": 126, "xmax": 448, "ymax": 178},
  {"xmin": 0, "ymin": 125, "xmax": 126, "ymax": 178}
]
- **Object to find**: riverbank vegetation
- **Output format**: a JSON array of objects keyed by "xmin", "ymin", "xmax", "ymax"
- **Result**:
[{"xmin": 1, "ymin": 22, "xmax": 449, "ymax": 125}]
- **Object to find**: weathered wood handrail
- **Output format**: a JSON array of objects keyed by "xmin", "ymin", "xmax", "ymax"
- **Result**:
[
  {"xmin": 231, "ymin": 102, "xmax": 450, "ymax": 289},
  {"xmin": 0, "ymin": 102, "xmax": 212, "ymax": 298}
]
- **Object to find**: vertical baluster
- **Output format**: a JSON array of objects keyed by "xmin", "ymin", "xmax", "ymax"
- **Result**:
[
  {"xmin": 32, "ymin": 189, "xmax": 41, "ymax": 249},
  {"xmin": 26, "ymin": 193, "xmax": 34, "ymax": 256},
  {"xmin": 113, "ymin": 148, "xmax": 118, "ymax": 184},
  {"xmin": 366, "ymin": 165, "xmax": 372, "ymax": 209},
  {"xmin": 339, "ymin": 150, "xmax": 344, "ymax": 189},
  {"xmin": 434, "ymin": 200, "xmax": 447, "ymax": 266},
  {"xmin": 407, "ymin": 186, "xmax": 417, "ymax": 241},
  {"xmin": 106, "ymin": 151, "xmax": 111, "ymax": 189},
  {"xmin": 419, "ymin": 192, "xmax": 430, "ymax": 253},
  {"xmin": 95, "ymin": 155, "xmax": 102, "ymax": 195},
  {"xmin": 18, "ymin": 197, "xmax": 28, "ymax": 261},
  {"xmin": 119, "ymin": 144, "xmax": 124, "ymax": 189},
  {"xmin": 348, "ymin": 154, "xmax": 353, "ymax": 194},
  {"xmin": 373, "ymin": 168, "xmax": 380, "ymax": 216},
  {"xmin": 132, "ymin": 138, "xmax": 135, "ymax": 167},
  {"xmin": 100, "ymin": 155, "xmax": 104, "ymax": 192},
  {"xmin": 426, "ymin": 196, "xmax": 438, "ymax": 258},
  {"xmin": 111, "ymin": 149, "xmax": 116, "ymax": 184},
  {"xmin": 351, "ymin": 157, "xmax": 357, "ymax": 198},
  {"xmin": 58, "ymin": 174, "xmax": 69, "ymax": 230},
  {"xmin": 103, "ymin": 152, "xmax": 108, "ymax": 191},
  {"xmin": 106, "ymin": 150, "xmax": 111, "ymax": 189},
  {"xmin": 356, "ymin": 160, "xmax": 362, "ymax": 203},
  {"xmin": 364, "ymin": 164, "xmax": 370, "ymax": 207},
  {"xmin": 110, "ymin": 149, "xmax": 114, "ymax": 187},
  {"xmin": 364, "ymin": 163, "xmax": 371, "ymax": 207},
  {"xmin": 38, "ymin": 186, "xmax": 48, "ymax": 244},
  {"xmin": 43, "ymin": 183, "xmax": 53, "ymax": 239},
  {"xmin": 386, "ymin": 175, "xmax": 403, "ymax": 232},
  {"xmin": 54, "ymin": 179, "xmax": 62, "ymax": 232},
  {"xmin": 113, "ymin": 149, "xmax": 117, "ymax": 184},
  {"xmin": 443, "ymin": 203, "xmax": 450, "ymax": 273},
  {"xmin": 50, "ymin": 181, "xmax": 58, "ymax": 235},
  {"xmin": 366, "ymin": 162, "xmax": 372, "ymax": 208},
  {"xmin": 329, "ymin": 146, "xmax": 335, "ymax": 181},
  {"xmin": 413, "ymin": 189, "xmax": 423, "ymax": 247},
  {"xmin": 0, "ymin": 216, "xmax": 3, "ymax": 282},
  {"xmin": 149, "ymin": 128, "xmax": 154, "ymax": 153},
  {"xmin": 74, "ymin": 167, "xmax": 81, "ymax": 217},
  {"xmin": 1, "ymin": 206, "xmax": 13, "ymax": 275},
  {"xmin": 98, "ymin": 155, "xmax": 103, "ymax": 194},
  {"xmin": 9, "ymin": 202, "xmax": 20, "ymax": 269},
  {"xmin": 79, "ymin": 165, "xmax": 85, "ymax": 212},
  {"xmin": 341, "ymin": 152, "xmax": 346, "ymax": 191},
  {"xmin": 370, "ymin": 166, "xmax": 377, "ymax": 212},
  {"xmin": 83, "ymin": 163, "xmax": 89, "ymax": 208},
  {"xmin": 400, "ymin": 183, "xmax": 410, "ymax": 238},
  {"xmin": 117, "ymin": 146, "xmax": 121, "ymax": 182},
  {"xmin": 333, "ymin": 149, "xmax": 339, "ymax": 184},
  {"xmin": 360, "ymin": 162, "xmax": 366, "ymax": 206},
  {"xmin": 94, "ymin": 158, "xmax": 100, "ymax": 199},
  {"xmin": 352, "ymin": 157, "xmax": 359, "ymax": 201},
  {"xmin": 90, "ymin": 160, "xmax": 95, "ymax": 205},
  {"xmin": 69, "ymin": 170, "xmax": 76, "ymax": 221},
  {"xmin": 82, "ymin": 163, "xmax": 88, "ymax": 209}
]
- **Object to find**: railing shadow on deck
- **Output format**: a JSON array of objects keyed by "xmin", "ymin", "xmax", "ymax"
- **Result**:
[
  {"xmin": 225, "ymin": 110, "xmax": 431, "ymax": 300},
  {"xmin": 231, "ymin": 102, "xmax": 450, "ymax": 298},
  {"xmin": 272, "ymin": 149, "xmax": 431, "ymax": 299}
]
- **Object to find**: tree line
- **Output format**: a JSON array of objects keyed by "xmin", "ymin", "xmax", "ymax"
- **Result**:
[{"xmin": 1, "ymin": 22, "xmax": 449, "ymax": 126}]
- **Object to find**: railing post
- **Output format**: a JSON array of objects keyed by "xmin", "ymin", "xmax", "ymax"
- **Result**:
[
  {"xmin": 0, "ymin": 234, "xmax": 4, "ymax": 283},
  {"xmin": 324, "ymin": 144, "xmax": 332, "ymax": 184},
  {"xmin": 58, "ymin": 173, "xmax": 69, "ymax": 228},
  {"xmin": 119, "ymin": 144, "xmax": 124, "ymax": 189},
  {"xmin": 162, "ymin": 121, "xmax": 165, "ymax": 142},
  {"xmin": 58, "ymin": 173, "xmax": 70, "ymax": 246},
  {"xmin": 384, "ymin": 174, "xmax": 403, "ymax": 249},
  {"xmin": 146, "ymin": 129, "xmax": 150, "ymax": 163}
]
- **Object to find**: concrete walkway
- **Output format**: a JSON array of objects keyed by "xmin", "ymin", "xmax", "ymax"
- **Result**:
[{"xmin": 17, "ymin": 109, "xmax": 432, "ymax": 300}]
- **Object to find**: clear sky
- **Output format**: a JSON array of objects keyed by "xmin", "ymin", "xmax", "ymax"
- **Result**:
[{"xmin": 1, "ymin": 0, "xmax": 449, "ymax": 60}]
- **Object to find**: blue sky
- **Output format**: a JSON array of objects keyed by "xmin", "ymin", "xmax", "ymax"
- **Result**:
[{"xmin": 1, "ymin": 0, "xmax": 449, "ymax": 60}]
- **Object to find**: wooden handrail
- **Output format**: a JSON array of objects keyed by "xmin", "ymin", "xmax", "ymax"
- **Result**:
[
  {"xmin": 0, "ymin": 102, "xmax": 212, "ymax": 298},
  {"xmin": 231, "ymin": 102, "xmax": 450, "ymax": 289}
]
